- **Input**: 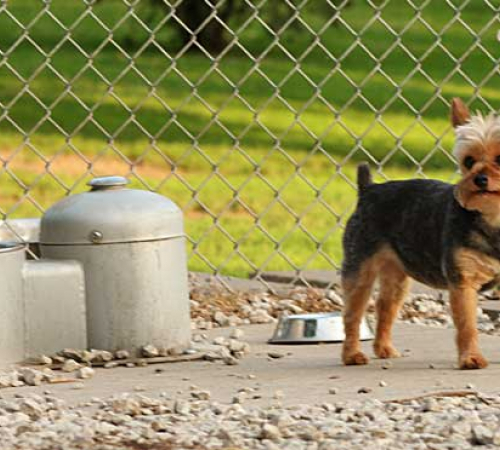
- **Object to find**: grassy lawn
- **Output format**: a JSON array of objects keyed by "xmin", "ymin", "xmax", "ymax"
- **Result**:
[{"xmin": 0, "ymin": 0, "xmax": 498, "ymax": 276}]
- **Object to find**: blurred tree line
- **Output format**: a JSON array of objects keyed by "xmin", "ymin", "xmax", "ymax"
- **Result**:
[{"xmin": 120, "ymin": 0, "xmax": 351, "ymax": 54}]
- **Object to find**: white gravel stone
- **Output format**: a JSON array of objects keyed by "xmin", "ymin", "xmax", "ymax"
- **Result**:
[
  {"xmin": 76, "ymin": 367, "xmax": 95, "ymax": 379},
  {"xmin": 232, "ymin": 392, "xmax": 247, "ymax": 404},
  {"xmin": 60, "ymin": 348, "xmax": 82, "ymax": 361},
  {"xmin": 273, "ymin": 390, "xmax": 284, "ymax": 400},
  {"xmin": 249, "ymin": 309, "xmax": 275, "ymax": 324},
  {"xmin": 61, "ymin": 359, "xmax": 81, "ymax": 372},
  {"xmin": 192, "ymin": 334, "xmax": 205, "ymax": 343},
  {"xmin": 230, "ymin": 328, "xmax": 244, "ymax": 339},
  {"xmin": 472, "ymin": 424, "xmax": 494, "ymax": 445},
  {"xmin": 451, "ymin": 422, "xmax": 472, "ymax": 435},
  {"xmin": 91, "ymin": 350, "xmax": 113, "ymax": 362},
  {"xmin": 141, "ymin": 345, "xmax": 159, "ymax": 358},
  {"xmin": 261, "ymin": 423, "xmax": 282, "ymax": 440},
  {"xmin": 213, "ymin": 336, "xmax": 227, "ymax": 346},
  {"xmin": 80, "ymin": 350, "xmax": 94, "ymax": 362},
  {"xmin": 19, "ymin": 368, "xmax": 43, "ymax": 386},
  {"xmin": 31, "ymin": 355, "xmax": 52, "ymax": 365},
  {"xmin": 326, "ymin": 290, "xmax": 344, "ymax": 307},
  {"xmin": 214, "ymin": 311, "xmax": 230, "ymax": 326},
  {"xmin": 228, "ymin": 339, "xmax": 248, "ymax": 353},
  {"xmin": 111, "ymin": 395, "xmax": 141, "ymax": 415},
  {"xmin": 191, "ymin": 390, "xmax": 211, "ymax": 400},
  {"xmin": 103, "ymin": 362, "xmax": 119, "ymax": 369},
  {"xmin": 223, "ymin": 356, "xmax": 239, "ymax": 365},
  {"xmin": 19, "ymin": 399, "xmax": 45, "ymax": 419},
  {"xmin": 0, "ymin": 372, "xmax": 17, "ymax": 388},
  {"xmin": 174, "ymin": 399, "xmax": 190, "ymax": 415},
  {"xmin": 115, "ymin": 350, "xmax": 130, "ymax": 360}
]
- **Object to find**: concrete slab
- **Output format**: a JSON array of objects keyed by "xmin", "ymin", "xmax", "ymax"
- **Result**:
[
  {"xmin": 4, "ymin": 322, "xmax": 500, "ymax": 406},
  {"xmin": 23, "ymin": 260, "xmax": 87, "ymax": 357}
]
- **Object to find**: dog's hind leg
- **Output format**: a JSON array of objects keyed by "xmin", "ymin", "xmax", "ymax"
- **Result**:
[
  {"xmin": 373, "ymin": 258, "xmax": 410, "ymax": 359},
  {"xmin": 341, "ymin": 259, "xmax": 377, "ymax": 366}
]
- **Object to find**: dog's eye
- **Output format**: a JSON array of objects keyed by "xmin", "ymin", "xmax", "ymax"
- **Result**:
[
  {"xmin": 463, "ymin": 156, "xmax": 475, "ymax": 169},
  {"xmin": 496, "ymin": 156, "xmax": 500, "ymax": 166}
]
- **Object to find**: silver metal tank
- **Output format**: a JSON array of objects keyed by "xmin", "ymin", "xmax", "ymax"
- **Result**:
[
  {"xmin": 0, "ymin": 243, "xmax": 25, "ymax": 364},
  {"xmin": 39, "ymin": 176, "xmax": 190, "ymax": 355}
]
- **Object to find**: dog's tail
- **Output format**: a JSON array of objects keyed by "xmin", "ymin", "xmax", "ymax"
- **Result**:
[{"xmin": 357, "ymin": 163, "xmax": 373, "ymax": 194}]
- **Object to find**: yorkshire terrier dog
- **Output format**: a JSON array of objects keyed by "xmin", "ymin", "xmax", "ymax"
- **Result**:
[{"xmin": 342, "ymin": 98, "xmax": 500, "ymax": 370}]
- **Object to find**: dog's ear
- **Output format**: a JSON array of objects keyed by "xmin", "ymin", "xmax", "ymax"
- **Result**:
[{"xmin": 451, "ymin": 98, "xmax": 470, "ymax": 128}]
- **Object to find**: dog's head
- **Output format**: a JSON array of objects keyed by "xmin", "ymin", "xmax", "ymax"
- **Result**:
[{"xmin": 452, "ymin": 98, "xmax": 500, "ymax": 226}]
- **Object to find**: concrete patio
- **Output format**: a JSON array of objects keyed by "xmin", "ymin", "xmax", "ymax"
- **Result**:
[{"xmin": 3, "ymin": 321, "xmax": 500, "ymax": 407}]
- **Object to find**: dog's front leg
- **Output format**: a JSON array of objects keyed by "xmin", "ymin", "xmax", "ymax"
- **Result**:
[{"xmin": 449, "ymin": 286, "xmax": 488, "ymax": 370}]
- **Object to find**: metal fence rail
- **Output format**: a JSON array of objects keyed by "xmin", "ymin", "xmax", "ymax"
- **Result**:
[{"xmin": 0, "ymin": 0, "xmax": 498, "ymax": 288}]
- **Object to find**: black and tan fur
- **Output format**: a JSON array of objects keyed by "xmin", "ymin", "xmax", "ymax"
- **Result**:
[{"xmin": 342, "ymin": 98, "xmax": 500, "ymax": 370}]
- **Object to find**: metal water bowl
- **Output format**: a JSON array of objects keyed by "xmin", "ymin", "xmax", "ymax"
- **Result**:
[{"xmin": 269, "ymin": 312, "xmax": 374, "ymax": 344}]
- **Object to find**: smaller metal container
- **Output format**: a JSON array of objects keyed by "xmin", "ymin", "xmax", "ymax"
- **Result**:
[
  {"xmin": 269, "ymin": 312, "xmax": 374, "ymax": 344},
  {"xmin": 0, "ymin": 218, "xmax": 41, "ymax": 258},
  {"xmin": 0, "ymin": 243, "xmax": 25, "ymax": 364}
]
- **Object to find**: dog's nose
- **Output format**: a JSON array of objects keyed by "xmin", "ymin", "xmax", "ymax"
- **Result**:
[{"xmin": 474, "ymin": 173, "xmax": 489, "ymax": 189}]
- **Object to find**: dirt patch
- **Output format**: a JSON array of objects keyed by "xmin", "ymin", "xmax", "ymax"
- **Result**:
[{"xmin": 0, "ymin": 150, "xmax": 177, "ymax": 180}]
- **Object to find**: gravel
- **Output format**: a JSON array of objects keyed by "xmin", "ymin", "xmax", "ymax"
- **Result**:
[
  {"xmin": 77, "ymin": 367, "xmax": 95, "ymax": 380},
  {"xmin": 189, "ymin": 273, "xmax": 500, "ymax": 337},
  {"xmin": 0, "ymin": 391, "xmax": 499, "ymax": 449},
  {"xmin": 189, "ymin": 273, "xmax": 340, "ymax": 330},
  {"xmin": 61, "ymin": 359, "xmax": 81, "ymax": 373},
  {"xmin": 141, "ymin": 345, "xmax": 159, "ymax": 358},
  {"xmin": 0, "ymin": 273, "xmax": 498, "ymax": 448}
]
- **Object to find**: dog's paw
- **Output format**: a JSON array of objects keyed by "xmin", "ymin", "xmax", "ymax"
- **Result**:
[
  {"xmin": 342, "ymin": 351, "xmax": 369, "ymax": 366},
  {"xmin": 373, "ymin": 343, "xmax": 401, "ymax": 359},
  {"xmin": 459, "ymin": 353, "xmax": 488, "ymax": 370}
]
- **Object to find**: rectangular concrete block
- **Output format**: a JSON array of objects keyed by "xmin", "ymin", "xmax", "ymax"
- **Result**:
[
  {"xmin": 23, "ymin": 260, "xmax": 87, "ymax": 358},
  {"xmin": 0, "ymin": 245, "xmax": 26, "ymax": 366}
]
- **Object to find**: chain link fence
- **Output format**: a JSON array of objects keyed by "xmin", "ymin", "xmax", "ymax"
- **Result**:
[{"xmin": 0, "ymin": 0, "xmax": 498, "ymax": 288}]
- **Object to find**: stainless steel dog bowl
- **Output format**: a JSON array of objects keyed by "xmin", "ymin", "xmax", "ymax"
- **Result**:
[{"xmin": 269, "ymin": 312, "xmax": 374, "ymax": 344}]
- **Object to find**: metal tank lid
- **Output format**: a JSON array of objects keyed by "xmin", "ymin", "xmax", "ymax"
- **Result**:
[{"xmin": 40, "ymin": 176, "xmax": 184, "ymax": 245}]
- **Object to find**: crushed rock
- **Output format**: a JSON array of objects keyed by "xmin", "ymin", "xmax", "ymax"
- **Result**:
[
  {"xmin": 189, "ymin": 273, "xmax": 500, "ymax": 336},
  {"xmin": 0, "ymin": 391, "xmax": 497, "ymax": 449}
]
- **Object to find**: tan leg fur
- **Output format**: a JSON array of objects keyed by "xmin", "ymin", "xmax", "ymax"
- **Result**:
[
  {"xmin": 342, "ymin": 247, "xmax": 407, "ymax": 365},
  {"xmin": 373, "ymin": 258, "xmax": 410, "ymax": 359},
  {"xmin": 451, "ymin": 248, "xmax": 500, "ymax": 369}
]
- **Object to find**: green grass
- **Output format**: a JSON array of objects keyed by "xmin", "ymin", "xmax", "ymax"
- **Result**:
[{"xmin": 0, "ymin": 0, "xmax": 498, "ymax": 276}]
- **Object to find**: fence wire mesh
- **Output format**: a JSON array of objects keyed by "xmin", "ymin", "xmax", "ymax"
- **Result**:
[{"xmin": 0, "ymin": 0, "xmax": 498, "ymax": 288}]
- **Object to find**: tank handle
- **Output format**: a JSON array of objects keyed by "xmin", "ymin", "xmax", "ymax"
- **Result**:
[{"xmin": 87, "ymin": 176, "xmax": 130, "ymax": 191}]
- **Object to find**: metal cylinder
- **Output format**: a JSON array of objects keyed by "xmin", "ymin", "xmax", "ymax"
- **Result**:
[
  {"xmin": 39, "ymin": 176, "xmax": 191, "ymax": 355},
  {"xmin": 0, "ymin": 243, "xmax": 25, "ymax": 364},
  {"xmin": 42, "ymin": 239, "xmax": 189, "ymax": 352}
]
